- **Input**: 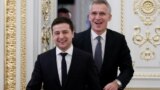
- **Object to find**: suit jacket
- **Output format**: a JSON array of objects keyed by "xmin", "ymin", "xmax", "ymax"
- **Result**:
[
  {"xmin": 26, "ymin": 47, "xmax": 101, "ymax": 90},
  {"xmin": 73, "ymin": 29, "xmax": 134, "ymax": 90}
]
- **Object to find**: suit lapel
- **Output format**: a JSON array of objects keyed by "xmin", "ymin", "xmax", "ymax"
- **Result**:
[
  {"xmin": 103, "ymin": 29, "xmax": 113, "ymax": 64},
  {"xmin": 84, "ymin": 30, "xmax": 93, "ymax": 55},
  {"xmin": 64, "ymin": 48, "xmax": 78, "ymax": 86}
]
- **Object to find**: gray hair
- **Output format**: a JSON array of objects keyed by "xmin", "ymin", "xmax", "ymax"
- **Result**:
[{"xmin": 89, "ymin": 0, "xmax": 111, "ymax": 13}]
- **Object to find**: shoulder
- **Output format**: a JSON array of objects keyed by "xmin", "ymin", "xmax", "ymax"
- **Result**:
[
  {"xmin": 75, "ymin": 29, "xmax": 90, "ymax": 38},
  {"xmin": 107, "ymin": 29, "xmax": 124, "ymax": 37},
  {"xmin": 38, "ymin": 48, "xmax": 55, "ymax": 58},
  {"xmin": 107, "ymin": 29, "xmax": 125, "ymax": 40},
  {"xmin": 73, "ymin": 47, "xmax": 92, "ymax": 57},
  {"xmin": 73, "ymin": 29, "xmax": 90, "ymax": 45}
]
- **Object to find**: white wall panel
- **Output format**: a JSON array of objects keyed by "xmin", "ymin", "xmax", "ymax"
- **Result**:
[
  {"xmin": 108, "ymin": 0, "xmax": 160, "ymax": 88},
  {"xmin": 26, "ymin": 0, "xmax": 34, "ymax": 84},
  {"xmin": 0, "ymin": 0, "xmax": 4, "ymax": 89}
]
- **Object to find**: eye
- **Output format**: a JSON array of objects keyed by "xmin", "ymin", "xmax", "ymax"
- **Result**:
[
  {"xmin": 62, "ymin": 30, "xmax": 69, "ymax": 34},
  {"xmin": 91, "ymin": 12, "xmax": 97, "ymax": 16},
  {"xmin": 99, "ymin": 12, "xmax": 106, "ymax": 16},
  {"xmin": 54, "ymin": 31, "xmax": 60, "ymax": 35}
]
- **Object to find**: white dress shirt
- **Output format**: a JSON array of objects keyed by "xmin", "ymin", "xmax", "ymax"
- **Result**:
[
  {"xmin": 56, "ymin": 45, "xmax": 73, "ymax": 85},
  {"xmin": 91, "ymin": 30, "xmax": 106, "ymax": 61}
]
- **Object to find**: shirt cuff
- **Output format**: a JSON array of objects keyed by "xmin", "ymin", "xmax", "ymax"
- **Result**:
[{"xmin": 115, "ymin": 79, "xmax": 122, "ymax": 88}]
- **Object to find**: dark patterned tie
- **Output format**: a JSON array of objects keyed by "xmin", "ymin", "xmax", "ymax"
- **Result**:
[
  {"xmin": 60, "ymin": 53, "xmax": 67, "ymax": 86},
  {"xmin": 94, "ymin": 36, "xmax": 102, "ymax": 71}
]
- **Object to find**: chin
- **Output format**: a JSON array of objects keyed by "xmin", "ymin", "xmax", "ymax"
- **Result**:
[{"xmin": 94, "ymin": 29, "xmax": 102, "ymax": 32}]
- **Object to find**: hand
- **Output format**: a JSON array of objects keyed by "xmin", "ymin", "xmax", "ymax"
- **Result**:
[{"xmin": 103, "ymin": 80, "xmax": 119, "ymax": 90}]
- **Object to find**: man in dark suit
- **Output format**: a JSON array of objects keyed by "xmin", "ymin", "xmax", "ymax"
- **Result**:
[
  {"xmin": 73, "ymin": 0, "xmax": 134, "ymax": 90},
  {"xmin": 26, "ymin": 17, "xmax": 101, "ymax": 90}
]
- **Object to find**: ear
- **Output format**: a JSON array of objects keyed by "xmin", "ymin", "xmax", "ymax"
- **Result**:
[
  {"xmin": 88, "ymin": 14, "xmax": 92, "ymax": 22},
  {"xmin": 108, "ymin": 14, "xmax": 112, "ymax": 21},
  {"xmin": 72, "ymin": 31, "xmax": 75, "ymax": 38}
]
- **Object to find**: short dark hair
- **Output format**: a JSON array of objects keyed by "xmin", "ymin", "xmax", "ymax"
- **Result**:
[
  {"xmin": 58, "ymin": 8, "xmax": 70, "ymax": 14},
  {"xmin": 51, "ymin": 17, "xmax": 74, "ymax": 33},
  {"xmin": 58, "ymin": 8, "xmax": 71, "ymax": 18}
]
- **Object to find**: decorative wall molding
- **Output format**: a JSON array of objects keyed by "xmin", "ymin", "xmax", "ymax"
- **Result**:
[
  {"xmin": 119, "ymin": 0, "xmax": 160, "ymax": 82},
  {"xmin": 121, "ymin": 0, "xmax": 124, "ymax": 34},
  {"xmin": 134, "ymin": 0, "xmax": 160, "ymax": 25},
  {"xmin": 20, "ymin": 0, "xmax": 26, "ymax": 89},
  {"xmin": 132, "ymin": 26, "xmax": 160, "ymax": 60},
  {"xmin": 140, "ymin": 47, "xmax": 155, "ymax": 60},
  {"xmin": 132, "ymin": 26, "xmax": 160, "ymax": 47},
  {"xmin": 41, "ymin": 0, "xmax": 51, "ymax": 52},
  {"xmin": 134, "ymin": 72, "xmax": 160, "ymax": 79},
  {"xmin": 4, "ymin": 0, "xmax": 16, "ymax": 90}
]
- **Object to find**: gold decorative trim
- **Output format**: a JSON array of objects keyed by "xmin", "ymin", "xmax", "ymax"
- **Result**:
[
  {"xmin": 4, "ymin": 0, "xmax": 16, "ymax": 90},
  {"xmin": 134, "ymin": 72, "xmax": 160, "ymax": 78},
  {"xmin": 140, "ymin": 47, "xmax": 155, "ymax": 60},
  {"xmin": 133, "ymin": 26, "xmax": 160, "ymax": 60},
  {"xmin": 133, "ymin": 26, "xmax": 145, "ymax": 47},
  {"xmin": 153, "ymin": 27, "xmax": 160, "ymax": 45},
  {"xmin": 21, "ymin": 0, "xmax": 26, "ymax": 89},
  {"xmin": 134, "ymin": 0, "xmax": 160, "ymax": 25},
  {"xmin": 41, "ymin": 0, "xmax": 51, "ymax": 52},
  {"xmin": 121, "ymin": 0, "xmax": 124, "ymax": 34}
]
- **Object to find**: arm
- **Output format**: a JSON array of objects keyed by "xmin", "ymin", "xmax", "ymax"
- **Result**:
[
  {"xmin": 117, "ymin": 35, "xmax": 134, "ymax": 89},
  {"xmin": 26, "ymin": 56, "xmax": 42, "ymax": 90},
  {"xmin": 103, "ymin": 35, "xmax": 134, "ymax": 90}
]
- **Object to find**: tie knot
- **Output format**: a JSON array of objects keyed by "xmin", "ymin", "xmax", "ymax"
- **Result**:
[
  {"xmin": 60, "ymin": 53, "xmax": 67, "ymax": 57},
  {"xmin": 96, "ymin": 36, "xmax": 101, "ymax": 42}
]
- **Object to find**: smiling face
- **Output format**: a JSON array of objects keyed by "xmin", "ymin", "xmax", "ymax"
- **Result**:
[
  {"xmin": 52, "ymin": 23, "xmax": 74, "ymax": 51},
  {"xmin": 89, "ymin": 3, "xmax": 112, "ymax": 35}
]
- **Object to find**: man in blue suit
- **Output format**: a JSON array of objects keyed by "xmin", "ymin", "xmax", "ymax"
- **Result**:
[
  {"xmin": 27, "ymin": 17, "xmax": 101, "ymax": 90},
  {"xmin": 73, "ymin": 0, "xmax": 134, "ymax": 90}
]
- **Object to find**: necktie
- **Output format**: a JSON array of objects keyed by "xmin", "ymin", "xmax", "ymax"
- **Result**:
[
  {"xmin": 94, "ymin": 36, "xmax": 102, "ymax": 71},
  {"xmin": 60, "ymin": 53, "xmax": 67, "ymax": 86}
]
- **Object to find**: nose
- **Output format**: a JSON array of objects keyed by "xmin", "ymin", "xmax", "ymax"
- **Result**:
[
  {"xmin": 59, "ymin": 33, "xmax": 64, "ymax": 38},
  {"xmin": 95, "ymin": 14, "xmax": 101, "ymax": 19}
]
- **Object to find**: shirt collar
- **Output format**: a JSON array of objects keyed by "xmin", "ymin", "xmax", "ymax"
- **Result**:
[
  {"xmin": 91, "ymin": 29, "xmax": 107, "ymax": 40},
  {"xmin": 56, "ymin": 44, "xmax": 73, "ymax": 56}
]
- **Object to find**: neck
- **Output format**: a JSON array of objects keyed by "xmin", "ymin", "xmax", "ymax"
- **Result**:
[{"xmin": 94, "ymin": 30, "xmax": 106, "ymax": 36}]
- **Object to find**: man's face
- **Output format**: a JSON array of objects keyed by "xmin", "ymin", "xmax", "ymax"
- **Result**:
[
  {"xmin": 89, "ymin": 4, "xmax": 112, "ymax": 34},
  {"xmin": 52, "ymin": 23, "xmax": 74, "ymax": 51}
]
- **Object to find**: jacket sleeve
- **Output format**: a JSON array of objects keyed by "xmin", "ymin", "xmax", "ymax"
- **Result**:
[
  {"xmin": 117, "ymin": 35, "xmax": 134, "ymax": 89},
  {"xmin": 26, "ymin": 55, "xmax": 42, "ymax": 90}
]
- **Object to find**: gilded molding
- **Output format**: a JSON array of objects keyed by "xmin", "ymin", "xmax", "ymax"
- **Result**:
[
  {"xmin": 133, "ymin": 26, "xmax": 160, "ymax": 60},
  {"xmin": 21, "ymin": 0, "xmax": 26, "ymax": 89},
  {"xmin": 134, "ymin": 0, "xmax": 160, "ymax": 25},
  {"xmin": 134, "ymin": 72, "xmax": 160, "ymax": 78},
  {"xmin": 140, "ymin": 47, "xmax": 155, "ymax": 60},
  {"xmin": 121, "ymin": 0, "xmax": 124, "ymax": 34},
  {"xmin": 4, "ymin": 0, "xmax": 16, "ymax": 90},
  {"xmin": 41, "ymin": 0, "xmax": 51, "ymax": 52},
  {"xmin": 133, "ymin": 26, "xmax": 145, "ymax": 47}
]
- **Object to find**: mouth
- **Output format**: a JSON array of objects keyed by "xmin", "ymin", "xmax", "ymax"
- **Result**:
[
  {"xmin": 58, "ymin": 39, "xmax": 66, "ymax": 44},
  {"xmin": 94, "ymin": 21, "xmax": 103, "ymax": 26}
]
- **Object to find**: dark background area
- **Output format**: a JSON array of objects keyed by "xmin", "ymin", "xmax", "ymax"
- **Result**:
[{"xmin": 58, "ymin": 0, "xmax": 75, "ymax": 5}]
